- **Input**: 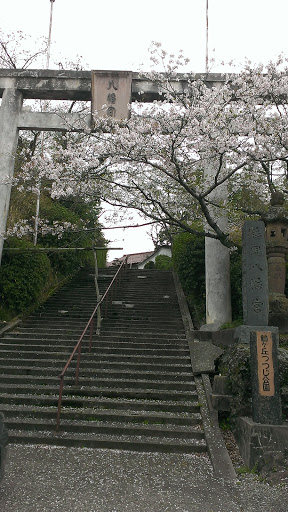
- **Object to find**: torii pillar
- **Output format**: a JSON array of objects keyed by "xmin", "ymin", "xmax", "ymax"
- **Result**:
[
  {"xmin": 205, "ymin": 221, "xmax": 232, "ymax": 328},
  {"xmin": 203, "ymin": 164, "xmax": 232, "ymax": 329},
  {"xmin": 0, "ymin": 88, "xmax": 23, "ymax": 263}
]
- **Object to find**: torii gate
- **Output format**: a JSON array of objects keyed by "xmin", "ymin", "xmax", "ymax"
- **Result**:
[{"xmin": 0, "ymin": 68, "xmax": 231, "ymax": 327}]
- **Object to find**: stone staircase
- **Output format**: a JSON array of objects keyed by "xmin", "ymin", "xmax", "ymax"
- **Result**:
[{"xmin": 0, "ymin": 266, "xmax": 206, "ymax": 453}]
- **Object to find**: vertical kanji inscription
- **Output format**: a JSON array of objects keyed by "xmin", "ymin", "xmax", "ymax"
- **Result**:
[{"xmin": 256, "ymin": 331, "xmax": 275, "ymax": 397}]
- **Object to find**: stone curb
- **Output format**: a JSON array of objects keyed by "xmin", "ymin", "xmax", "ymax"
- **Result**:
[
  {"xmin": 197, "ymin": 374, "xmax": 237, "ymax": 480},
  {"xmin": 173, "ymin": 272, "xmax": 237, "ymax": 479},
  {"xmin": 0, "ymin": 317, "xmax": 21, "ymax": 338}
]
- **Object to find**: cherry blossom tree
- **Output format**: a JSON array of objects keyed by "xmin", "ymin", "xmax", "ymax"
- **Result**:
[
  {"xmin": 0, "ymin": 30, "xmax": 47, "ymax": 69},
  {"xmin": 31, "ymin": 47, "xmax": 288, "ymax": 250},
  {"xmin": 6, "ymin": 43, "xmax": 288, "ymax": 253},
  {"xmin": 0, "ymin": 29, "xmax": 95, "ymax": 243}
]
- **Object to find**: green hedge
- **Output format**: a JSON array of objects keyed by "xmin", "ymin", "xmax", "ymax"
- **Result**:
[
  {"xmin": 0, "ymin": 238, "xmax": 52, "ymax": 318},
  {"xmin": 172, "ymin": 232, "xmax": 243, "ymax": 328},
  {"xmin": 144, "ymin": 261, "xmax": 155, "ymax": 269},
  {"xmin": 0, "ymin": 238, "xmax": 106, "ymax": 321},
  {"xmin": 2, "ymin": 183, "xmax": 107, "ymax": 320},
  {"xmin": 172, "ymin": 232, "xmax": 206, "ymax": 328},
  {"xmin": 155, "ymin": 255, "xmax": 173, "ymax": 270}
]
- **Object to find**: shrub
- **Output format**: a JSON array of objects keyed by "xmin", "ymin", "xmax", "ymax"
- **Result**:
[
  {"xmin": 0, "ymin": 238, "xmax": 52, "ymax": 318},
  {"xmin": 172, "ymin": 232, "xmax": 243, "ymax": 327},
  {"xmin": 154, "ymin": 255, "xmax": 173, "ymax": 270},
  {"xmin": 172, "ymin": 232, "xmax": 205, "ymax": 328},
  {"xmin": 217, "ymin": 344, "xmax": 252, "ymax": 418},
  {"xmin": 95, "ymin": 249, "xmax": 107, "ymax": 269},
  {"xmin": 144, "ymin": 261, "xmax": 155, "ymax": 269}
]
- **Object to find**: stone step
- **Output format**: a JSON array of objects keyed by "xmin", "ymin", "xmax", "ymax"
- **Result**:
[
  {"xmin": 26, "ymin": 308, "xmax": 182, "ymax": 316},
  {"xmin": 91, "ymin": 329, "xmax": 186, "ymax": 336},
  {"xmin": 23, "ymin": 314, "xmax": 182, "ymax": 324},
  {"xmin": 101, "ymin": 320, "xmax": 185, "ymax": 326},
  {"xmin": 18, "ymin": 325, "xmax": 185, "ymax": 334},
  {"xmin": 0, "ymin": 351, "xmax": 191, "ymax": 365},
  {"xmin": 0, "ymin": 267, "xmax": 207, "ymax": 454},
  {"xmin": 0, "ymin": 356, "xmax": 192, "ymax": 369},
  {"xmin": 0, "ymin": 365, "xmax": 193, "ymax": 380},
  {"xmin": 7, "ymin": 430, "xmax": 206, "ymax": 454},
  {"xmin": 0, "ymin": 337, "xmax": 187, "ymax": 348},
  {"xmin": 0, "ymin": 344, "xmax": 190, "ymax": 357},
  {"xmin": 0, "ymin": 383, "xmax": 198, "ymax": 402},
  {"xmin": 26, "ymin": 313, "xmax": 184, "ymax": 322},
  {"xmin": 10, "ymin": 330, "xmax": 187, "ymax": 340},
  {"xmin": 28, "ymin": 301, "xmax": 180, "ymax": 309},
  {"xmin": 0, "ymin": 374, "xmax": 196, "ymax": 392},
  {"xmin": 0, "ymin": 394, "xmax": 200, "ymax": 413},
  {"xmin": 0, "ymin": 404, "xmax": 201, "ymax": 426},
  {"xmin": 6, "ymin": 417, "xmax": 204, "ymax": 440},
  {"xmin": 21, "ymin": 319, "xmax": 185, "ymax": 329},
  {"xmin": 0, "ymin": 350, "xmax": 191, "ymax": 363},
  {"xmin": 108, "ymin": 308, "xmax": 182, "ymax": 314},
  {"xmin": 0, "ymin": 341, "xmax": 188, "ymax": 351},
  {"xmin": 107, "ymin": 297, "xmax": 179, "ymax": 302}
]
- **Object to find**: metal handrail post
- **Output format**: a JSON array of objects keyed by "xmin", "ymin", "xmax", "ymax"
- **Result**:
[
  {"xmin": 114, "ymin": 272, "xmax": 119, "ymax": 294},
  {"xmin": 104, "ymin": 293, "xmax": 109, "ymax": 317},
  {"xmin": 96, "ymin": 304, "xmax": 101, "ymax": 335},
  {"xmin": 75, "ymin": 340, "xmax": 82, "ymax": 385},
  {"xmin": 55, "ymin": 258, "xmax": 127, "ymax": 429},
  {"xmin": 56, "ymin": 376, "xmax": 64, "ymax": 431},
  {"xmin": 89, "ymin": 318, "xmax": 94, "ymax": 352}
]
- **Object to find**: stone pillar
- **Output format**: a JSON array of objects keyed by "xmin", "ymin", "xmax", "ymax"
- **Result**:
[
  {"xmin": 205, "ymin": 234, "xmax": 232, "ymax": 327},
  {"xmin": 263, "ymin": 193, "xmax": 288, "ymax": 331},
  {"xmin": 0, "ymin": 88, "xmax": 22, "ymax": 264},
  {"xmin": 242, "ymin": 221, "xmax": 269, "ymax": 326},
  {"xmin": 238, "ymin": 221, "xmax": 281, "ymax": 421},
  {"xmin": 234, "ymin": 221, "xmax": 284, "ymax": 471},
  {"xmin": 234, "ymin": 220, "xmax": 279, "ymax": 344},
  {"xmin": 267, "ymin": 250, "xmax": 286, "ymax": 295},
  {"xmin": 204, "ymin": 163, "xmax": 232, "ymax": 329},
  {"xmin": 266, "ymin": 220, "xmax": 288, "ymax": 296}
]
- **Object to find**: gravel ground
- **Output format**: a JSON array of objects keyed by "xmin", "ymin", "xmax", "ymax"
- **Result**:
[
  {"xmin": 0, "ymin": 443, "xmax": 287, "ymax": 512},
  {"xmin": 221, "ymin": 429, "xmax": 245, "ymax": 468}
]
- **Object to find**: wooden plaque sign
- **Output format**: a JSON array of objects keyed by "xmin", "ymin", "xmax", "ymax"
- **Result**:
[
  {"xmin": 256, "ymin": 331, "xmax": 275, "ymax": 397},
  {"xmin": 91, "ymin": 71, "xmax": 132, "ymax": 121}
]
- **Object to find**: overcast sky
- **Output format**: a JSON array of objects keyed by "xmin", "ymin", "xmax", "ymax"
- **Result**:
[
  {"xmin": 2, "ymin": 0, "xmax": 288, "ymax": 259},
  {"xmin": 3, "ymin": 0, "xmax": 288, "ymax": 72}
]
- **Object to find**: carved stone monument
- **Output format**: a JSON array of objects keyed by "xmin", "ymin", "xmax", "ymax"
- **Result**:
[
  {"xmin": 234, "ymin": 220, "xmax": 278, "ymax": 343},
  {"xmin": 242, "ymin": 220, "xmax": 269, "ymax": 326},
  {"xmin": 240, "ymin": 221, "xmax": 282, "ymax": 423},
  {"xmin": 235, "ymin": 220, "xmax": 287, "ymax": 471}
]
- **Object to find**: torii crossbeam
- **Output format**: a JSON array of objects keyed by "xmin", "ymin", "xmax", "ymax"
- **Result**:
[{"xmin": 0, "ymin": 68, "xmax": 231, "ymax": 326}]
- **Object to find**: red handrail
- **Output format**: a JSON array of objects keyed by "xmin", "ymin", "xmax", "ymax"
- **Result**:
[{"xmin": 56, "ymin": 258, "xmax": 127, "ymax": 431}]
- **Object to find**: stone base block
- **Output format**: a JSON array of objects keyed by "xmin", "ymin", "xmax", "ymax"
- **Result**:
[
  {"xmin": 188, "ymin": 341, "xmax": 223, "ymax": 375},
  {"xmin": 213, "ymin": 375, "xmax": 230, "ymax": 395},
  {"xmin": 210, "ymin": 393, "xmax": 231, "ymax": 412},
  {"xmin": 235, "ymin": 416, "xmax": 288, "ymax": 469},
  {"xmin": 194, "ymin": 328, "xmax": 235, "ymax": 347},
  {"xmin": 200, "ymin": 322, "xmax": 223, "ymax": 332},
  {"xmin": 210, "ymin": 375, "xmax": 232, "ymax": 412},
  {"xmin": 234, "ymin": 325, "xmax": 279, "ymax": 344}
]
